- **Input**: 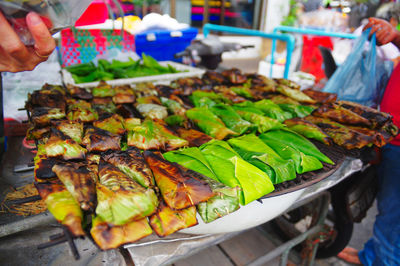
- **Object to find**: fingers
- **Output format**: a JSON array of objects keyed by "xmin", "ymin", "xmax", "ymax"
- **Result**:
[
  {"xmin": 0, "ymin": 11, "xmax": 31, "ymax": 65},
  {"xmin": 26, "ymin": 12, "xmax": 55, "ymax": 58}
]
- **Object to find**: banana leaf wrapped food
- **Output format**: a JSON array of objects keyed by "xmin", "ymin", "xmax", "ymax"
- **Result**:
[
  {"xmin": 276, "ymin": 85, "xmax": 316, "ymax": 104},
  {"xmin": 283, "ymin": 118, "xmax": 332, "ymax": 145},
  {"xmin": 302, "ymin": 88, "xmax": 337, "ymax": 104},
  {"xmin": 102, "ymin": 147, "xmax": 155, "ymax": 188},
  {"xmin": 34, "ymin": 155, "xmax": 59, "ymax": 182},
  {"xmin": 221, "ymin": 68, "xmax": 247, "ymax": 84},
  {"xmin": 268, "ymin": 95, "xmax": 301, "ymax": 105},
  {"xmin": 35, "ymin": 181, "xmax": 85, "ymax": 237},
  {"xmin": 160, "ymin": 97, "xmax": 186, "ymax": 116},
  {"xmin": 96, "ymin": 161, "xmax": 158, "ymax": 225},
  {"xmin": 92, "ymin": 97, "xmax": 117, "ymax": 115},
  {"xmin": 164, "ymin": 147, "xmax": 240, "ymax": 223},
  {"xmin": 312, "ymin": 103, "xmax": 372, "ymax": 127},
  {"xmin": 40, "ymin": 130, "xmax": 86, "ymax": 160},
  {"xmin": 26, "ymin": 126, "xmax": 50, "ymax": 141},
  {"xmin": 52, "ymin": 162, "xmax": 97, "ymax": 212},
  {"xmin": 250, "ymin": 100, "xmax": 293, "ymax": 122},
  {"xmin": 136, "ymin": 103, "xmax": 168, "ymax": 120},
  {"xmin": 274, "ymin": 78, "xmax": 301, "ymax": 90},
  {"xmin": 26, "ymin": 88, "xmax": 66, "ymax": 111},
  {"xmin": 54, "ymin": 120, "xmax": 84, "ymax": 144},
  {"xmin": 92, "ymin": 81, "xmax": 115, "ymax": 98},
  {"xmin": 112, "ymin": 85, "xmax": 136, "ymax": 104},
  {"xmin": 127, "ymin": 119, "xmax": 188, "ymax": 151},
  {"xmin": 278, "ymin": 104, "xmax": 315, "ymax": 118},
  {"xmin": 176, "ymin": 128, "xmax": 213, "ymax": 147},
  {"xmin": 91, "ymin": 216, "xmax": 152, "ymax": 250},
  {"xmin": 190, "ymin": 90, "xmax": 231, "ymax": 108},
  {"xmin": 232, "ymin": 105, "xmax": 284, "ymax": 133},
  {"xmin": 82, "ymin": 126, "xmax": 121, "ymax": 152},
  {"xmin": 199, "ymin": 140, "xmax": 274, "ymax": 204},
  {"xmin": 143, "ymin": 151, "xmax": 214, "ymax": 210},
  {"xmin": 31, "ymin": 107, "xmax": 66, "ymax": 126},
  {"xmin": 257, "ymin": 133, "xmax": 323, "ymax": 174},
  {"xmin": 304, "ymin": 116, "xmax": 377, "ymax": 149},
  {"xmin": 149, "ymin": 201, "xmax": 198, "ymax": 237},
  {"xmin": 227, "ymin": 134, "xmax": 296, "ymax": 184},
  {"xmin": 93, "ymin": 114, "xmax": 126, "ymax": 135},
  {"xmin": 210, "ymin": 104, "xmax": 253, "ymax": 135},
  {"xmin": 259, "ymin": 129, "xmax": 334, "ymax": 164},
  {"xmin": 67, "ymin": 100, "xmax": 98, "ymax": 123},
  {"xmin": 186, "ymin": 107, "xmax": 237, "ymax": 140},
  {"xmin": 67, "ymin": 85, "xmax": 93, "ymax": 101}
]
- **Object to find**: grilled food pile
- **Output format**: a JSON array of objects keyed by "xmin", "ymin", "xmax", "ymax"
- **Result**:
[{"xmin": 25, "ymin": 68, "xmax": 397, "ymax": 250}]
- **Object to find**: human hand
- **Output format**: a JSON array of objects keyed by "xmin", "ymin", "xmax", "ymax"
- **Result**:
[
  {"xmin": 0, "ymin": 11, "xmax": 56, "ymax": 72},
  {"xmin": 363, "ymin": 17, "xmax": 400, "ymax": 46}
]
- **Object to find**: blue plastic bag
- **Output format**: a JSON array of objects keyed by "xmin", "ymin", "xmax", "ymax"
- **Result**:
[{"xmin": 323, "ymin": 29, "xmax": 393, "ymax": 107}]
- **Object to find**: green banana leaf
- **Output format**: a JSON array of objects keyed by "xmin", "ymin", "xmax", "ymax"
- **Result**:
[
  {"xmin": 200, "ymin": 140, "xmax": 274, "ymax": 205},
  {"xmin": 165, "ymin": 115, "xmax": 186, "ymax": 127},
  {"xmin": 227, "ymin": 134, "xmax": 296, "ymax": 184},
  {"xmin": 210, "ymin": 104, "xmax": 253, "ymax": 135},
  {"xmin": 56, "ymin": 121, "xmax": 83, "ymax": 144},
  {"xmin": 93, "ymin": 114, "xmax": 126, "ymax": 135},
  {"xmin": 232, "ymin": 106, "xmax": 284, "ymax": 133},
  {"xmin": 136, "ymin": 103, "xmax": 168, "ymax": 120},
  {"xmin": 259, "ymin": 129, "xmax": 334, "ymax": 164},
  {"xmin": 96, "ymin": 162, "xmax": 158, "ymax": 225},
  {"xmin": 249, "ymin": 100, "xmax": 293, "ymax": 122},
  {"xmin": 44, "ymin": 134, "xmax": 86, "ymax": 160},
  {"xmin": 186, "ymin": 107, "xmax": 237, "ymax": 140},
  {"xmin": 276, "ymin": 85, "xmax": 316, "ymax": 104},
  {"xmin": 230, "ymin": 86, "xmax": 253, "ymax": 99},
  {"xmin": 256, "ymin": 137, "xmax": 323, "ymax": 174},
  {"xmin": 160, "ymin": 97, "xmax": 186, "ymax": 116},
  {"xmin": 92, "ymin": 81, "xmax": 115, "ymax": 97},
  {"xmin": 163, "ymin": 147, "xmax": 217, "ymax": 180},
  {"xmin": 284, "ymin": 118, "xmax": 332, "ymax": 145},
  {"xmin": 278, "ymin": 104, "xmax": 315, "ymax": 118},
  {"xmin": 189, "ymin": 91, "xmax": 231, "ymax": 107}
]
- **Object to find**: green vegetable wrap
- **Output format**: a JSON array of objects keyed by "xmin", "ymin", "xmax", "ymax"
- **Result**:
[
  {"xmin": 200, "ymin": 140, "xmax": 274, "ymax": 205},
  {"xmin": 186, "ymin": 107, "xmax": 237, "ymax": 140},
  {"xmin": 210, "ymin": 104, "xmax": 253, "ymax": 135},
  {"xmin": 284, "ymin": 118, "xmax": 332, "ymax": 145},
  {"xmin": 227, "ymin": 134, "xmax": 296, "ymax": 184},
  {"xmin": 259, "ymin": 129, "xmax": 334, "ymax": 164}
]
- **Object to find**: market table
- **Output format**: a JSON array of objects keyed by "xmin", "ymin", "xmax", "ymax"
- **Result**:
[{"xmin": 0, "ymin": 135, "xmax": 363, "ymax": 265}]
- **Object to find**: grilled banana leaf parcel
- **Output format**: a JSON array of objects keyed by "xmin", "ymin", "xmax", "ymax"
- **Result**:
[
  {"xmin": 257, "ymin": 134, "xmax": 323, "ymax": 174},
  {"xmin": 31, "ymin": 107, "xmax": 66, "ymax": 126},
  {"xmin": 284, "ymin": 118, "xmax": 332, "ymax": 145},
  {"xmin": 259, "ymin": 129, "xmax": 334, "ymax": 164},
  {"xmin": 112, "ymin": 85, "xmax": 136, "ymax": 104},
  {"xmin": 149, "ymin": 201, "xmax": 198, "ymax": 237},
  {"xmin": 55, "ymin": 121, "xmax": 84, "ymax": 144},
  {"xmin": 278, "ymin": 104, "xmax": 315, "ymax": 118},
  {"xmin": 337, "ymin": 100, "xmax": 392, "ymax": 128},
  {"xmin": 93, "ymin": 114, "xmax": 126, "ymax": 135},
  {"xmin": 302, "ymin": 88, "xmax": 337, "ymax": 104},
  {"xmin": 136, "ymin": 103, "xmax": 168, "ymax": 120},
  {"xmin": 92, "ymin": 81, "xmax": 115, "ymax": 98},
  {"xmin": 42, "ymin": 131, "xmax": 86, "ymax": 160},
  {"xmin": 200, "ymin": 140, "xmax": 274, "ymax": 205},
  {"xmin": 91, "ymin": 216, "xmax": 152, "ymax": 250},
  {"xmin": 186, "ymin": 107, "xmax": 237, "ymax": 140},
  {"xmin": 163, "ymin": 147, "xmax": 240, "ymax": 223},
  {"xmin": 276, "ymin": 85, "xmax": 316, "ymax": 104},
  {"xmin": 304, "ymin": 116, "xmax": 375, "ymax": 149},
  {"xmin": 96, "ymin": 161, "xmax": 158, "ymax": 225},
  {"xmin": 232, "ymin": 105, "xmax": 284, "ymax": 133},
  {"xmin": 52, "ymin": 162, "xmax": 97, "ymax": 212},
  {"xmin": 34, "ymin": 155, "xmax": 59, "ymax": 182},
  {"xmin": 312, "ymin": 103, "xmax": 372, "ymax": 127},
  {"xmin": 227, "ymin": 134, "xmax": 296, "ymax": 184},
  {"xmin": 144, "ymin": 151, "xmax": 214, "ymax": 209},
  {"xmin": 210, "ymin": 104, "xmax": 252, "ymax": 135},
  {"xmin": 251, "ymin": 100, "xmax": 292, "ymax": 122},
  {"xmin": 176, "ymin": 128, "xmax": 213, "ymax": 147},
  {"xmin": 35, "ymin": 182, "xmax": 85, "ymax": 237},
  {"xmin": 67, "ymin": 100, "xmax": 98, "ymax": 123},
  {"xmin": 103, "ymin": 147, "xmax": 155, "ymax": 188},
  {"xmin": 190, "ymin": 90, "xmax": 231, "ymax": 107},
  {"xmin": 127, "ymin": 119, "xmax": 188, "ymax": 151},
  {"xmin": 160, "ymin": 97, "xmax": 186, "ymax": 116},
  {"xmin": 82, "ymin": 127, "xmax": 121, "ymax": 152}
]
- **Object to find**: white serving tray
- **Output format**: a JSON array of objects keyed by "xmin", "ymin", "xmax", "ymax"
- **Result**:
[{"xmin": 61, "ymin": 61, "xmax": 205, "ymax": 88}]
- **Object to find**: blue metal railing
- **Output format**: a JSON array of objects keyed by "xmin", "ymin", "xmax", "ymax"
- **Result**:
[
  {"xmin": 203, "ymin": 23, "xmax": 296, "ymax": 79},
  {"xmin": 270, "ymin": 26, "xmax": 357, "ymax": 77}
]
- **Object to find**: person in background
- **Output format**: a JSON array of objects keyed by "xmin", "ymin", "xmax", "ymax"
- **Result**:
[
  {"xmin": 0, "ymin": 11, "xmax": 55, "ymax": 72},
  {"xmin": 338, "ymin": 17, "xmax": 400, "ymax": 265}
]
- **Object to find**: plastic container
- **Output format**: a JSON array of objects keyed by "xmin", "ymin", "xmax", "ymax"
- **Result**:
[{"xmin": 135, "ymin": 28, "xmax": 198, "ymax": 62}]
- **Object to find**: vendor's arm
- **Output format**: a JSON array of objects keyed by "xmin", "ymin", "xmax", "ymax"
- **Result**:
[
  {"xmin": 0, "ymin": 12, "xmax": 55, "ymax": 72},
  {"xmin": 364, "ymin": 18, "xmax": 400, "ymax": 49}
]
